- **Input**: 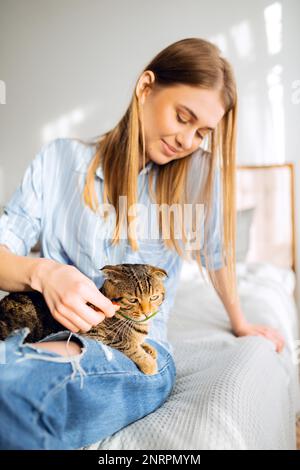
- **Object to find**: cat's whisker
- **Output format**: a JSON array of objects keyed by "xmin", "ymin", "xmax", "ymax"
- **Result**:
[
  {"xmin": 109, "ymin": 318, "xmax": 131, "ymax": 344},
  {"xmin": 106, "ymin": 319, "xmax": 125, "ymax": 339},
  {"xmin": 116, "ymin": 318, "xmax": 134, "ymax": 345},
  {"xmin": 119, "ymin": 321, "xmax": 132, "ymax": 346},
  {"xmin": 112, "ymin": 323, "xmax": 129, "ymax": 346}
]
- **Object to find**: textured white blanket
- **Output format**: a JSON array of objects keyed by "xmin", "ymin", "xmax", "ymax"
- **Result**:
[{"xmin": 84, "ymin": 261, "xmax": 300, "ymax": 450}]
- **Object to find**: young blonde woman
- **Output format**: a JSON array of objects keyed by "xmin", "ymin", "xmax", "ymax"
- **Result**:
[{"xmin": 0, "ymin": 38, "xmax": 285, "ymax": 450}]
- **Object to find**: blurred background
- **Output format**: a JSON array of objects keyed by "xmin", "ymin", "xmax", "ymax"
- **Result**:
[{"xmin": 0, "ymin": 0, "xmax": 299, "ymax": 306}]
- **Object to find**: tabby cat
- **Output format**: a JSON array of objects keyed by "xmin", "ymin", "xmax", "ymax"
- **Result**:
[{"xmin": 0, "ymin": 263, "xmax": 168, "ymax": 375}]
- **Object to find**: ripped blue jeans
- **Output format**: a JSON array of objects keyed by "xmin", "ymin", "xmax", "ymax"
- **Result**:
[{"xmin": 0, "ymin": 327, "xmax": 176, "ymax": 450}]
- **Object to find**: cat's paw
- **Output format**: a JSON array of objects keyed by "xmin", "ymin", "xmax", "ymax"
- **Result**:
[
  {"xmin": 142, "ymin": 343, "xmax": 158, "ymax": 359},
  {"xmin": 139, "ymin": 359, "xmax": 158, "ymax": 375}
]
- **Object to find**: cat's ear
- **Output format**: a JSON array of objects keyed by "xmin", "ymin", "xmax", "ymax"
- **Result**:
[
  {"xmin": 147, "ymin": 265, "xmax": 168, "ymax": 280},
  {"xmin": 100, "ymin": 265, "xmax": 122, "ymax": 275},
  {"xmin": 100, "ymin": 265, "xmax": 126, "ymax": 284}
]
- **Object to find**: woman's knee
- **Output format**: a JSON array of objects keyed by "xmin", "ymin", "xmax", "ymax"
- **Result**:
[{"xmin": 27, "ymin": 340, "xmax": 82, "ymax": 357}]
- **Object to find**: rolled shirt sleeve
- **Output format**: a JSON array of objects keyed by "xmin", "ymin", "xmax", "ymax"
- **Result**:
[{"xmin": 0, "ymin": 148, "xmax": 44, "ymax": 256}]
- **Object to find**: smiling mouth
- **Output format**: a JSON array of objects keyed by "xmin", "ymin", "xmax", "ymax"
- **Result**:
[{"xmin": 161, "ymin": 139, "xmax": 178, "ymax": 156}]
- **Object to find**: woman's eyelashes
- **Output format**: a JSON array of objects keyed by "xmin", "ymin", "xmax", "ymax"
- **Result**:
[{"xmin": 176, "ymin": 113, "xmax": 204, "ymax": 139}]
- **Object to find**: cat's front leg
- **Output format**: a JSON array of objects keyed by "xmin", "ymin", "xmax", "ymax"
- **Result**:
[
  {"xmin": 127, "ymin": 346, "xmax": 158, "ymax": 375},
  {"xmin": 141, "ymin": 342, "xmax": 158, "ymax": 359}
]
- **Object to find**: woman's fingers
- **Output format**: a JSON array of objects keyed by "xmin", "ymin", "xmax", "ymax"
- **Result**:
[
  {"xmin": 40, "ymin": 264, "xmax": 119, "ymax": 331},
  {"xmin": 251, "ymin": 324, "xmax": 285, "ymax": 353},
  {"xmin": 62, "ymin": 292, "xmax": 108, "ymax": 326},
  {"xmin": 262, "ymin": 327, "xmax": 285, "ymax": 351},
  {"xmin": 54, "ymin": 303, "xmax": 96, "ymax": 333},
  {"xmin": 43, "ymin": 291, "xmax": 81, "ymax": 332},
  {"xmin": 50, "ymin": 290, "xmax": 112, "ymax": 332},
  {"xmin": 83, "ymin": 288, "xmax": 119, "ymax": 318},
  {"xmin": 56, "ymin": 289, "xmax": 110, "ymax": 325},
  {"xmin": 234, "ymin": 321, "xmax": 285, "ymax": 354},
  {"xmin": 52, "ymin": 311, "xmax": 80, "ymax": 333},
  {"xmin": 64, "ymin": 284, "xmax": 118, "ymax": 320},
  {"xmin": 271, "ymin": 331, "xmax": 285, "ymax": 352},
  {"xmin": 75, "ymin": 302, "xmax": 106, "ymax": 326},
  {"xmin": 262, "ymin": 330, "xmax": 283, "ymax": 352}
]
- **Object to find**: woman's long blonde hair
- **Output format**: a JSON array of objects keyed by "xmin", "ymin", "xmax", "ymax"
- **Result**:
[{"xmin": 78, "ymin": 38, "xmax": 238, "ymax": 303}]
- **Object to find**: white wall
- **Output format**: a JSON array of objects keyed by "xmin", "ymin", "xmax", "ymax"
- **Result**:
[{"xmin": 0, "ymin": 0, "xmax": 299, "ymax": 302}]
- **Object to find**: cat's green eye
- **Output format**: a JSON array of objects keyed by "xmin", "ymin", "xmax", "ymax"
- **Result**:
[
  {"xmin": 128, "ymin": 298, "xmax": 138, "ymax": 303},
  {"xmin": 150, "ymin": 295, "xmax": 159, "ymax": 301}
]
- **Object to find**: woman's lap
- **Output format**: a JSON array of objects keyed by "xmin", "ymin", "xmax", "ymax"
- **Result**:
[{"xmin": 0, "ymin": 327, "xmax": 176, "ymax": 450}]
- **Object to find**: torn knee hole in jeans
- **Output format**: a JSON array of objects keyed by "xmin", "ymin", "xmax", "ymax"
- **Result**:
[
  {"xmin": 14, "ymin": 327, "xmax": 88, "ymax": 389},
  {"xmin": 28, "ymin": 337, "xmax": 83, "ymax": 357}
]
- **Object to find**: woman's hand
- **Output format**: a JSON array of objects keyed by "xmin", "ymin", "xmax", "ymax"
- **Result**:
[
  {"xmin": 232, "ymin": 321, "xmax": 285, "ymax": 353},
  {"xmin": 31, "ymin": 259, "xmax": 120, "ymax": 333},
  {"xmin": 212, "ymin": 267, "xmax": 285, "ymax": 354}
]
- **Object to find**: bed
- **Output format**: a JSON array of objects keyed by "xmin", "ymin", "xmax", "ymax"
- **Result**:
[
  {"xmin": 83, "ymin": 259, "xmax": 298, "ymax": 450},
  {"xmin": 1, "ymin": 164, "xmax": 299, "ymax": 449},
  {"xmin": 82, "ymin": 163, "xmax": 300, "ymax": 450}
]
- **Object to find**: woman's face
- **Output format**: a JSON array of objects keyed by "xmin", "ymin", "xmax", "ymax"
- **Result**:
[{"xmin": 136, "ymin": 71, "xmax": 225, "ymax": 170}]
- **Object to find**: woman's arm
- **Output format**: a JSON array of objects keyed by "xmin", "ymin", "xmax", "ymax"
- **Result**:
[
  {"xmin": 212, "ymin": 265, "xmax": 245, "ymax": 330},
  {"xmin": 213, "ymin": 265, "xmax": 285, "ymax": 353},
  {"xmin": 0, "ymin": 244, "xmax": 52, "ymax": 292}
]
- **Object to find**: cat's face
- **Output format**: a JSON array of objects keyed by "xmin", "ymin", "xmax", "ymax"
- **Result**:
[{"xmin": 99, "ymin": 263, "xmax": 168, "ymax": 323}]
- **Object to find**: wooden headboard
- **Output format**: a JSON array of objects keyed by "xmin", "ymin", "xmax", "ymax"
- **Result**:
[{"xmin": 236, "ymin": 163, "xmax": 296, "ymax": 274}]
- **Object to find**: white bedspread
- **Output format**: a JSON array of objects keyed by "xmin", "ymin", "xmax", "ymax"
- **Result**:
[{"xmin": 85, "ymin": 261, "xmax": 300, "ymax": 450}]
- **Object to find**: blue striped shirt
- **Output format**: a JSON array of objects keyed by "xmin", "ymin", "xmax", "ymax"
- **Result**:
[{"xmin": 0, "ymin": 137, "xmax": 223, "ymax": 354}]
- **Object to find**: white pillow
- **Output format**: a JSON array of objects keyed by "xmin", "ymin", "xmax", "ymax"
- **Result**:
[{"xmin": 179, "ymin": 207, "xmax": 256, "ymax": 282}]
